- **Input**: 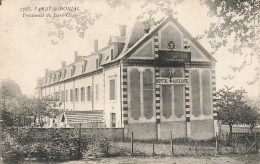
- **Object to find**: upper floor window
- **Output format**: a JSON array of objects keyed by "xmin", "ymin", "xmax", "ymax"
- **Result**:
[
  {"xmin": 95, "ymin": 85, "xmax": 99, "ymax": 100},
  {"xmin": 61, "ymin": 91, "xmax": 64, "ymax": 102},
  {"xmin": 75, "ymin": 88, "xmax": 79, "ymax": 102},
  {"xmin": 81, "ymin": 87, "xmax": 85, "ymax": 102},
  {"xmin": 70, "ymin": 89, "xmax": 73, "ymax": 102},
  {"xmin": 65, "ymin": 90, "xmax": 68, "ymax": 102},
  {"xmin": 87, "ymin": 86, "xmax": 91, "ymax": 101},
  {"xmin": 109, "ymin": 79, "xmax": 116, "ymax": 100}
]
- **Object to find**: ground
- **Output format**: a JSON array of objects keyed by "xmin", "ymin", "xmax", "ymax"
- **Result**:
[{"xmin": 60, "ymin": 154, "xmax": 260, "ymax": 164}]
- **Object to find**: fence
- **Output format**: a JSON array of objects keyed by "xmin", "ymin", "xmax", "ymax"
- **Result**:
[
  {"xmin": 217, "ymin": 132, "xmax": 259, "ymax": 154},
  {"xmin": 2, "ymin": 127, "xmax": 259, "ymax": 159},
  {"xmin": 107, "ymin": 132, "xmax": 259, "ymax": 157},
  {"xmin": 220, "ymin": 125, "xmax": 260, "ymax": 133}
]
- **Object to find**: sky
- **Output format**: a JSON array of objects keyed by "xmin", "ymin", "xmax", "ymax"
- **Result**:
[{"xmin": 0, "ymin": 0, "xmax": 259, "ymax": 100}]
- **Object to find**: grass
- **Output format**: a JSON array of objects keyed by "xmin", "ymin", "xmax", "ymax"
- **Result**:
[{"xmin": 95, "ymin": 140, "xmax": 257, "ymax": 159}]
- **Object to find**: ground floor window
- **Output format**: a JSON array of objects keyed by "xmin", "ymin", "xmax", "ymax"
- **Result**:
[
  {"xmin": 110, "ymin": 113, "xmax": 116, "ymax": 127},
  {"xmin": 129, "ymin": 68, "xmax": 154, "ymax": 120}
]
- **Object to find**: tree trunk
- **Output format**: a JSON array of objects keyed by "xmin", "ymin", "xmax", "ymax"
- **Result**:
[
  {"xmin": 228, "ymin": 124, "xmax": 233, "ymax": 146},
  {"xmin": 34, "ymin": 116, "xmax": 36, "ymax": 126},
  {"xmin": 249, "ymin": 125, "xmax": 254, "ymax": 134},
  {"xmin": 229, "ymin": 124, "xmax": 232, "ymax": 133},
  {"xmin": 23, "ymin": 116, "xmax": 25, "ymax": 127}
]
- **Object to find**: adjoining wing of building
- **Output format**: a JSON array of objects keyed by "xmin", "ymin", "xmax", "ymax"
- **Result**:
[{"xmin": 35, "ymin": 15, "xmax": 218, "ymax": 140}]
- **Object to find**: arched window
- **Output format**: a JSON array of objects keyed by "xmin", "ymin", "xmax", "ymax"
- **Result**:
[
  {"xmin": 129, "ymin": 69, "xmax": 141, "ymax": 120},
  {"xmin": 162, "ymin": 85, "xmax": 172, "ymax": 119},
  {"xmin": 191, "ymin": 70, "xmax": 200, "ymax": 117},
  {"xmin": 161, "ymin": 68, "xmax": 171, "ymax": 77},
  {"xmin": 202, "ymin": 70, "xmax": 211, "ymax": 115},
  {"xmin": 143, "ymin": 69, "xmax": 154, "ymax": 119},
  {"xmin": 173, "ymin": 69, "xmax": 183, "ymax": 77},
  {"xmin": 174, "ymin": 85, "xmax": 184, "ymax": 118}
]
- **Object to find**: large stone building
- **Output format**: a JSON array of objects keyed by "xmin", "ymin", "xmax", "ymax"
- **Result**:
[{"xmin": 36, "ymin": 16, "xmax": 218, "ymax": 140}]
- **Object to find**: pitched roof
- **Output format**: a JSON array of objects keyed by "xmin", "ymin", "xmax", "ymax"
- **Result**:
[
  {"xmin": 38, "ymin": 15, "xmax": 217, "ymax": 87},
  {"xmin": 117, "ymin": 16, "xmax": 217, "ymax": 62}
]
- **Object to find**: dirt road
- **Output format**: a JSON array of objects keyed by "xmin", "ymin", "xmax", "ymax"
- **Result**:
[{"xmin": 60, "ymin": 155, "xmax": 259, "ymax": 164}]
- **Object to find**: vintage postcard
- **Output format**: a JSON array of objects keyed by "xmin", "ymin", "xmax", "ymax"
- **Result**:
[{"xmin": 0, "ymin": 0, "xmax": 259, "ymax": 163}]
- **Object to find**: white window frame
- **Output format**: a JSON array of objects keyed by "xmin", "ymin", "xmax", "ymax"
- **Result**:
[{"xmin": 109, "ymin": 76, "xmax": 117, "ymax": 102}]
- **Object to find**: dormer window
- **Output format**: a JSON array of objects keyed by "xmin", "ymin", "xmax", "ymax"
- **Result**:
[
  {"xmin": 96, "ymin": 59, "xmax": 98, "ymax": 69},
  {"xmin": 83, "ymin": 60, "xmax": 87, "ymax": 72},
  {"xmin": 53, "ymin": 74, "xmax": 56, "ymax": 82},
  {"xmin": 111, "ymin": 49, "xmax": 114, "ymax": 60},
  {"xmin": 71, "ymin": 65, "xmax": 76, "ymax": 76},
  {"xmin": 63, "ymin": 69, "xmax": 66, "ymax": 78},
  {"xmin": 58, "ymin": 71, "xmax": 62, "ymax": 80}
]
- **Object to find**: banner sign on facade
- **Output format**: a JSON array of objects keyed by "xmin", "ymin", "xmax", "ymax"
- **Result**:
[
  {"xmin": 156, "ymin": 77, "xmax": 189, "ymax": 85},
  {"xmin": 158, "ymin": 50, "xmax": 191, "ymax": 62}
]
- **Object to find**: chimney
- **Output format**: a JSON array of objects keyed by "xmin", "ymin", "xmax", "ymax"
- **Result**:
[
  {"xmin": 62, "ymin": 61, "xmax": 66, "ymax": 68},
  {"xmin": 74, "ymin": 51, "xmax": 78, "ymax": 62},
  {"xmin": 119, "ymin": 25, "xmax": 126, "ymax": 37},
  {"xmin": 45, "ymin": 69, "xmax": 49, "ymax": 76},
  {"xmin": 94, "ymin": 39, "xmax": 98, "ymax": 52}
]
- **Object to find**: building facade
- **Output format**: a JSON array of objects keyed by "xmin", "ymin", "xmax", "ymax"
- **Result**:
[{"xmin": 36, "ymin": 16, "xmax": 218, "ymax": 140}]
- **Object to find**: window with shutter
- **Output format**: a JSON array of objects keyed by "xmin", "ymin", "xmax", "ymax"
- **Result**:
[
  {"xmin": 109, "ymin": 79, "xmax": 116, "ymax": 100},
  {"xmin": 66, "ymin": 90, "xmax": 68, "ymax": 102},
  {"xmin": 70, "ymin": 89, "xmax": 73, "ymax": 102},
  {"xmin": 75, "ymin": 88, "xmax": 79, "ymax": 102},
  {"xmin": 95, "ymin": 85, "xmax": 99, "ymax": 100},
  {"xmin": 62, "ymin": 91, "xmax": 64, "ymax": 102},
  {"xmin": 87, "ymin": 86, "xmax": 91, "ymax": 101},
  {"xmin": 81, "ymin": 87, "xmax": 85, "ymax": 102},
  {"xmin": 110, "ymin": 113, "xmax": 116, "ymax": 127}
]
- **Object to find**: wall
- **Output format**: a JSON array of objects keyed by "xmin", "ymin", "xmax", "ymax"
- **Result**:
[
  {"xmin": 104, "ymin": 65, "xmax": 122, "ymax": 128},
  {"xmin": 127, "ymin": 66, "xmax": 157, "ymax": 140},
  {"xmin": 6, "ymin": 127, "xmax": 124, "ymax": 141},
  {"xmin": 189, "ymin": 67, "xmax": 215, "ymax": 139},
  {"xmin": 64, "ymin": 80, "xmax": 74, "ymax": 110}
]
